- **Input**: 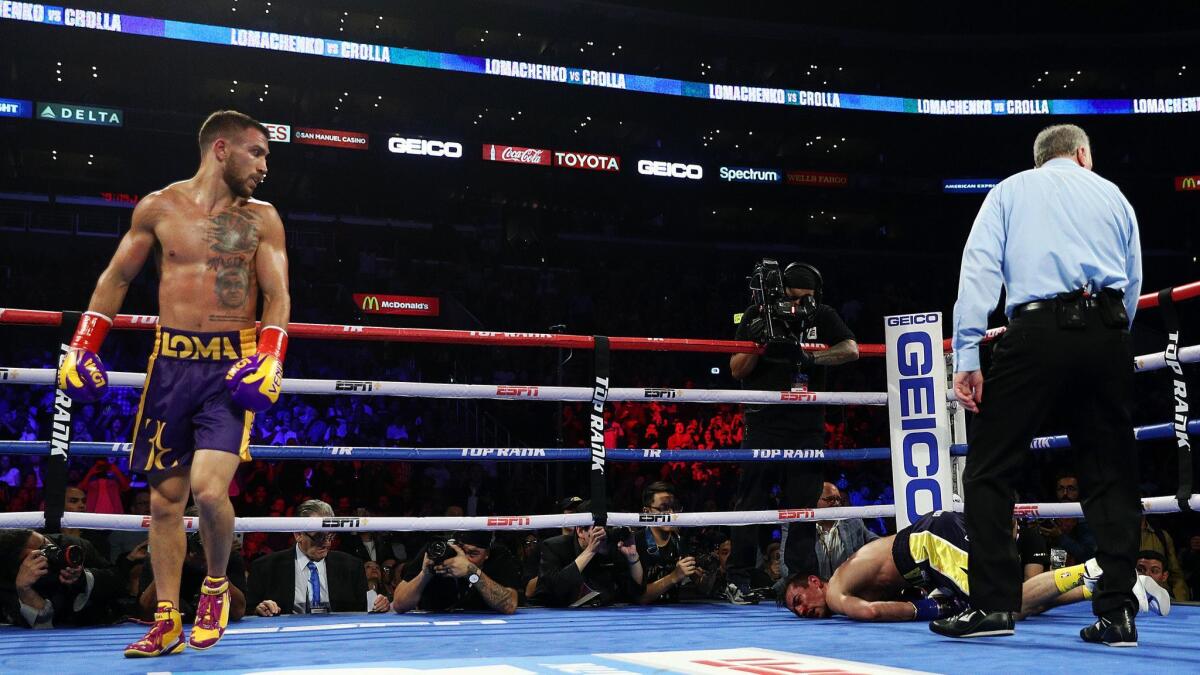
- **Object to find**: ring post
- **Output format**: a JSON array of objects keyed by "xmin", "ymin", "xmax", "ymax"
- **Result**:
[
  {"xmin": 589, "ymin": 336, "xmax": 611, "ymax": 526},
  {"xmin": 885, "ymin": 312, "xmax": 953, "ymax": 528}
]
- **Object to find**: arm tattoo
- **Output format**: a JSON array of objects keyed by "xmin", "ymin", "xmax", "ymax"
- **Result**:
[{"xmin": 474, "ymin": 573, "xmax": 517, "ymax": 613}]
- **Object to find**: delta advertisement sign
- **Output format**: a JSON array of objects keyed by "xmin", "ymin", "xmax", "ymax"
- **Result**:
[{"xmin": 353, "ymin": 294, "xmax": 440, "ymax": 316}]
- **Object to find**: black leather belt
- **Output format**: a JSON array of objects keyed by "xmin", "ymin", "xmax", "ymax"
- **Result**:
[{"xmin": 1012, "ymin": 297, "xmax": 1098, "ymax": 318}]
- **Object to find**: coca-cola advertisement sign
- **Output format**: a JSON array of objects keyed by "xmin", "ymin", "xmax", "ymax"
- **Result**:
[{"xmin": 482, "ymin": 143, "xmax": 552, "ymax": 166}]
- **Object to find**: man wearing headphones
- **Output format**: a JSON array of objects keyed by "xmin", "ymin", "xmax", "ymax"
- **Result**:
[{"xmin": 729, "ymin": 262, "xmax": 859, "ymax": 588}]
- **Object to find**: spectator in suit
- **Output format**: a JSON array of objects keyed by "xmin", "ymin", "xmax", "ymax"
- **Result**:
[{"xmin": 247, "ymin": 499, "xmax": 387, "ymax": 615}]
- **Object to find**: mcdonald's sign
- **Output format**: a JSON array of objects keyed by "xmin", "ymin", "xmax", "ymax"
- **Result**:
[
  {"xmin": 1177, "ymin": 175, "xmax": 1200, "ymax": 191},
  {"xmin": 353, "ymin": 293, "xmax": 439, "ymax": 316}
]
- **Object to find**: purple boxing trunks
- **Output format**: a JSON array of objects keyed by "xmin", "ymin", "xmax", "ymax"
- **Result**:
[{"xmin": 130, "ymin": 326, "xmax": 258, "ymax": 475}]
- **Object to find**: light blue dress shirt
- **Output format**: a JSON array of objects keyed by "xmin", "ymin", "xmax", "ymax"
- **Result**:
[{"xmin": 953, "ymin": 157, "xmax": 1141, "ymax": 372}]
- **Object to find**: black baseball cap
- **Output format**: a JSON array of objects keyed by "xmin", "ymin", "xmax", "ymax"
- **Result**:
[{"xmin": 559, "ymin": 496, "xmax": 584, "ymax": 512}]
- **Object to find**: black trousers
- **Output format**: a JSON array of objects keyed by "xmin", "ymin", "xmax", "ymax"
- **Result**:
[
  {"xmin": 964, "ymin": 307, "xmax": 1140, "ymax": 615},
  {"xmin": 730, "ymin": 429, "xmax": 824, "ymax": 578}
]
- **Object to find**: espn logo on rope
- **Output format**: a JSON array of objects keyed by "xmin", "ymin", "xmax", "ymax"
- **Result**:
[
  {"xmin": 780, "ymin": 391, "xmax": 817, "ymax": 402},
  {"xmin": 496, "ymin": 385, "xmax": 539, "ymax": 397},
  {"xmin": 388, "ymin": 136, "xmax": 463, "ymax": 158},
  {"xmin": 354, "ymin": 293, "xmax": 440, "ymax": 317},
  {"xmin": 486, "ymin": 517, "xmax": 532, "ymax": 527},
  {"xmin": 482, "ymin": 143, "xmax": 551, "ymax": 165},
  {"xmin": 335, "ymin": 380, "xmax": 375, "ymax": 392},
  {"xmin": 321, "ymin": 517, "xmax": 362, "ymax": 528},
  {"xmin": 293, "ymin": 126, "xmax": 369, "ymax": 150},
  {"xmin": 142, "ymin": 516, "xmax": 198, "ymax": 530},
  {"xmin": 1176, "ymin": 175, "xmax": 1200, "ymax": 191},
  {"xmin": 778, "ymin": 508, "xmax": 816, "ymax": 521},
  {"xmin": 643, "ymin": 388, "xmax": 678, "ymax": 399},
  {"xmin": 1013, "ymin": 504, "xmax": 1041, "ymax": 519},
  {"xmin": 639, "ymin": 513, "xmax": 673, "ymax": 523}
]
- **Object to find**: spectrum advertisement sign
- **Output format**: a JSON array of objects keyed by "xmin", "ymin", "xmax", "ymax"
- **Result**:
[
  {"xmin": 482, "ymin": 144, "xmax": 551, "ymax": 166},
  {"xmin": 293, "ymin": 127, "xmax": 368, "ymax": 150},
  {"xmin": 718, "ymin": 166, "xmax": 782, "ymax": 183},
  {"xmin": 0, "ymin": 97, "xmax": 32, "ymax": 118},
  {"xmin": 354, "ymin": 293, "xmax": 440, "ymax": 317},
  {"xmin": 943, "ymin": 178, "xmax": 1000, "ymax": 194}
]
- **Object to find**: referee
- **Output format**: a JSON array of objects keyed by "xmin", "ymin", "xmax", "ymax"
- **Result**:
[{"xmin": 932, "ymin": 125, "xmax": 1143, "ymax": 646}]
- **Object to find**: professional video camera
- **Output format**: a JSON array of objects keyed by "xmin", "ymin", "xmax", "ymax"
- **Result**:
[{"xmin": 748, "ymin": 258, "xmax": 817, "ymax": 346}]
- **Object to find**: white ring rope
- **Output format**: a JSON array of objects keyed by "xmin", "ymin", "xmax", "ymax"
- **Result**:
[
  {"xmin": 3, "ymin": 342, "xmax": 1194, "ymax": 405},
  {"xmin": 3, "ymin": 495, "xmax": 1195, "ymax": 532},
  {"xmin": 0, "ymin": 367, "xmax": 891, "ymax": 406}
]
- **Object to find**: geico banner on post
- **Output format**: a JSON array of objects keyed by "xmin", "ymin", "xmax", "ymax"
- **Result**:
[
  {"xmin": 884, "ymin": 311, "xmax": 952, "ymax": 529},
  {"xmin": 1175, "ymin": 175, "xmax": 1200, "ymax": 192},
  {"xmin": 353, "ymin": 294, "xmax": 440, "ymax": 316}
]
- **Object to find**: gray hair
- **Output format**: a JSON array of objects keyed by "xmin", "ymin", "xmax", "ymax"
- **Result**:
[
  {"xmin": 1033, "ymin": 124, "xmax": 1090, "ymax": 168},
  {"xmin": 296, "ymin": 499, "xmax": 334, "ymax": 518}
]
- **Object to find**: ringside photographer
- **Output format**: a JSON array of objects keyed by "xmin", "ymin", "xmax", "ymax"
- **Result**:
[
  {"xmin": 729, "ymin": 260, "xmax": 859, "ymax": 585},
  {"xmin": 391, "ymin": 531, "xmax": 520, "ymax": 614},
  {"xmin": 0, "ymin": 528, "xmax": 126, "ymax": 628},
  {"xmin": 533, "ymin": 500, "xmax": 644, "ymax": 607}
]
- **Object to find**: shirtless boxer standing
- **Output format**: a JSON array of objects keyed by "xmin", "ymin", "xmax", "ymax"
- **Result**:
[
  {"xmin": 58, "ymin": 110, "xmax": 290, "ymax": 657},
  {"xmin": 781, "ymin": 510, "xmax": 1169, "ymax": 629}
]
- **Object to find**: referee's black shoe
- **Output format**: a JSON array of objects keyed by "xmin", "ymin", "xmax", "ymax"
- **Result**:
[
  {"xmin": 1080, "ymin": 607, "xmax": 1138, "ymax": 647},
  {"xmin": 929, "ymin": 608, "xmax": 1015, "ymax": 638}
]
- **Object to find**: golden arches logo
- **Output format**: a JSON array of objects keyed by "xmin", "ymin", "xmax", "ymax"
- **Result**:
[
  {"xmin": 362, "ymin": 296, "xmax": 380, "ymax": 311},
  {"xmin": 1184, "ymin": 177, "xmax": 1198, "ymax": 190}
]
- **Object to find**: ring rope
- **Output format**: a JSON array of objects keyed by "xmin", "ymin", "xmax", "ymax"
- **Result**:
[
  {"xmin": 0, "ymin": 367, "xmax": 894, "ymax": 406},
  {"xmin": 1, "ymin": 417, "xmax": 1195, "ymax": 461},
  {"xmin": 2, "ymin": 495, "xmax": 1196, "ymax": 532}
]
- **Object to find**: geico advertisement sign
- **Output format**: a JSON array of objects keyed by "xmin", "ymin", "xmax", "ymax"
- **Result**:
[
  {"xmin": 637, "ymin": 160, "xmax": 703, "ymax": 180},
  {"xmin": 353, "ymin": 293, "xmax": 440, "ymax": 316},
  {"xmin": 388, "ymin": 137, "xmax": 463, "ymax": 158}
]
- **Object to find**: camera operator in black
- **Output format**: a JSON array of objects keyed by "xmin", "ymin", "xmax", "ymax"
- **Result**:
[
  {"xmin": 138, "ymin": 507, "xmax": 247, "ymax": 623},
  {"xmin": 392, "ymin": 530, "xmax": 520, "ymax": 614},
  {"xmin": 0, "ymin": 529, "xmax": 126, "ymax": 628},
  {"xmin": 533, "ymin": 500, "xmax": 644, "ymax": 607},
  {"xmin": 729, "ymin": 262, "xmax": 858, "ymax": 584}
]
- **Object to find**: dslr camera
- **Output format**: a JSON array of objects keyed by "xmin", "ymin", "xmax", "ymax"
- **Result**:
[
  {"xmin": 39, "ymin": 540, "xmax": 83, "ymax": 575},
  {"xmin": 426, "ymin": 538, "xmax": 458, "ymax": 563}
]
